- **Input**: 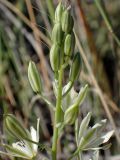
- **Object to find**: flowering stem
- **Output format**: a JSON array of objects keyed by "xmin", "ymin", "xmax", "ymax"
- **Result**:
[{"xmin": 52, "ymin": 67, "xmax": 63, "ymax": 160}]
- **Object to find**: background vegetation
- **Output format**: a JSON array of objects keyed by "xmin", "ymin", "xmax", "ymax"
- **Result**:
[{"xmin": 0, "ymin": 0, "xmax": 120, "ymax": 159}]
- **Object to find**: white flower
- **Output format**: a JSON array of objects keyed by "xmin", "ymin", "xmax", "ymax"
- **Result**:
[{"xmin": 1, "ymin": 119, "xmax": 40, "ymax": 159}]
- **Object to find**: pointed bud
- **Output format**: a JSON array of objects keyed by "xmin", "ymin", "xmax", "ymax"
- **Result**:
[
  {"xmin": 28, "ymin": 61, "xmax": 42, "ymax": 93},
  {"xmin": 51, "ymin": 23, "xmax": 63, "ymax": 45},
  {"xmin": 55, "ymin": 2, "xmax": 64, "ymax": 23},
  {"xmin": 77, "ymin": 84, "xmax": 88, "ymax": 105},
  {"xmin": 62, "ymin": 9, "xmax": 74, "ymax": 33},
  {"xmin": 4, "ymin": 114, "xmax": 30, "ymax": 140},
  {"xmin": 69, "ymin": 52, "xmax": 82, "ymax": 82},
  {"xmin": 64, "ymin": 32, "xmax": 75, "ymax": 57},
  {"xmin": 64, "ymin": 104, "xmax": 78, "ymax": 125},
  {"xmin": 50, "ymin": 43, "xmax": 61, "ymax": 71}
]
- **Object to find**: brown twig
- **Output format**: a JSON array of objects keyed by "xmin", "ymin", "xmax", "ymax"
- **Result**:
[
  {"xmin": 81, "ymin": 71, "xmax": 120, "ymax": 113},
  {"xmin": 25, "ymin": 0, "xmax": 51, "ymax": 91},
  {"xmin": 3, "ymin": 75, "xmax": 16, "ymax": 107},
  {"xmin": 104, "ymin": 95, "xmax": 120, "ymax": 113},
  {"xmin": 76, "ymin": 0, "xmax": 111, "ymax": 96},
  {"xmin": 36, "ymin": 0, "xmax": 52, "ymax": 33},
  {"xmin": 0, "ymin": 0, "xmax": 51, "ymax": 47}
]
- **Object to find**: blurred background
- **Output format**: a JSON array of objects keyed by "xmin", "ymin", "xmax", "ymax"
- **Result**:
[{"xmin": 0, "ymin": 0, "xmax": 120, "ymax": 159}]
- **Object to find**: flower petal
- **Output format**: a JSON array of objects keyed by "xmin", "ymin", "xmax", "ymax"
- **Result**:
[
  {"xmin": 37, "ymin": 118, "xmax": 40, "ymax": 142},
  {"xmin": 12, "ymin": 141, "xmax": 33, "ymax": 158},
  {"xmin": 4, "ymin": 143, "xmax": 32, "ymax": 159},
  {"xmin": 30, "ymin": 126, "xmax": 38, "ymax": 153},
  {"xmin": 102, "ymin": 130, "xmax": 114, "ymax": 143},
  {"xmin": 30, "ymin": 118, "xmax": 40, "ymax": 154}
]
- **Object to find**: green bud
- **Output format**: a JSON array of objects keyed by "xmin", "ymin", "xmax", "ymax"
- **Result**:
[
  {"xmin": 69, "ymin": 52, "xmax": 82, "ymax": 82},
  {"xmin": 64, "ymin": 104, "xmax": 78, "ymax": 125},
  {"xmin": 51, "ymin": 23, "xmax": 63, "ymax": 45},
  {"xmin": 55, "ymin": 2, "xmax": 64, "ymax": 23},
  {"xmin": 77, "ymin": 84, "xmax": 88, "ymax": 105},
  {"xmin": 61, "ymin": 9, "xmax": 74, "ymax": 33},
  {"xmin": 28, "ymin": 61, "xmax": 42, "ymax": 93},
  {"xmin": 64, "ymin": 32, "xmax": 75, "ymax": 57},
  {"xmin": 4, "ymin": 114, "xmax": 30, "ymax": 140},
  {"xmin": 50, "ymin": 43, "xmax": 61, "ymax": 71}
]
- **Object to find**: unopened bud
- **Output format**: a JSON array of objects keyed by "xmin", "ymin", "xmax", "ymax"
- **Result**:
[
  {"xmin": 62, "ymin": 9, "xmax": 74, "ymax": 33},
  {"xmin": 64, "ymin": 104, "xmax": 78, "ymax": 125},
  {"xmin": 64, "ymin": 32, "xmax": 75, "ymax": 57},
  {"xmin": 69, "ymin": 52, "xmax": 82, "ymax": 82},
  {"xmin": 4, "ymin": 114, "xmax": 30, "ymax": 140},
  {"xmin": 55, "ymin": 2, "xmax": 64, "ymax": 23},
  {"xmin": 50, "ymin": 43, "xmax": 61, "ymax": 71},
  {"xmin": 77, "ymin": 84, "xmax": 88, "ymax": 105},
  {"xmin": 52, "ymin": 23, "xmax": 63, "ymax": 45},
  {"xmin": 28, "ymin": 61, "xmax": 42, "ymax": 93}
]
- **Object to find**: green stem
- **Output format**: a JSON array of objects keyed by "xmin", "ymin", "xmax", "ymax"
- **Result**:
[
  {"xmin": 52, "ymin": 67, "xmax": 63, "ymax": 160},
  {"xmin": 40, "ymin": 94, "xmax": 55, "ymax": 111}
]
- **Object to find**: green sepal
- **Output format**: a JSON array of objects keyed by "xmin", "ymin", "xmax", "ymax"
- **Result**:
[
  {"xmin": 76, "ymin": 84, "xmax": 88, "ymax": 106},
  {"xmin": 55, "ymin": 2, "xmax": 65, "ymax": 23},
  {"xmin": 69, "ymin": 52, "xmax": 82, "ymax": 82},
  {"xmin": 28, "ymin": 61, "xmax": 42, "ymax": 93},
  {"xmin": 64, "ymin": 32, "xmax": 75, "ymax": 57},
  {"xmin": 50, "ymin": 43, "xmax": 61, "ymax": 71},
  {"xmin": 4, "ymin": 114, "xmax": 30, "ymax": 140},
  {"xmin": 64, "ymin": 104, "xmax": 78, "ymax": 125},
  {"xmin": 51, "ymin": 23, "xmax": 63, "ymax": 45},
  {"xmin": 61, "ymin": 9, "xmax": 74, "ymax": 33}
]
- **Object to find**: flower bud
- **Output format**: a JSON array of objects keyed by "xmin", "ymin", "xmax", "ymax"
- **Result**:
[
  {"xmin": 69, "ymin": 52, "xmax": 82, "ymax": 82},
  {"xmin": 4, "ymin": 114, "xmax": 30, "ymax": 140},
  {"xmin": 64, "ymin": 104, "xmax": 78, "ymax": 125},
  {"xmin": 64, "ymin": 32, "xmax": 75, "ymax": 57},
  {"xmin": 55, "ymin": 2, "xmax": 64, "ymax": 23},
  {"xmin": 50, "ymin": 43, "xmax": 61, "ymax": 71},
  {"xmin": 51, "ymin": 23, "xmax": 63, "ymax": 45},
  {"xmin": 28, "ymin": 61, "xmax": 42, "ymax": 93},
  {"xmin": 61, "ymin": 9, "xmax": 74, "ymax": 33},
  {"xmin": 77, "ymin": 84, "xmax": 88, "ymax": 105}
]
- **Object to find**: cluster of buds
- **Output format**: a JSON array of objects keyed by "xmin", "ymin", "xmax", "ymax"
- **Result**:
[
  {"xmin": 50, "ymin": 2, "xmax": 83, "ymax": 126},
  {"xmin": 50, "ymin": 2, "xmax": 80, "ymax": 77}
]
